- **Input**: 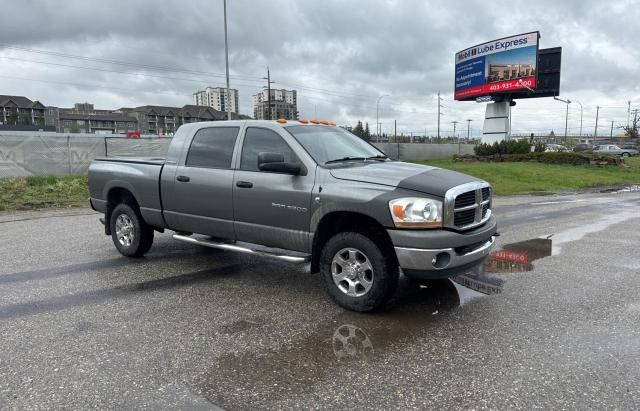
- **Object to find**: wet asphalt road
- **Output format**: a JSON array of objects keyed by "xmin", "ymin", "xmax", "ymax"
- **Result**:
[{"xmin": 1, "ymin": 190, "xmax": 639, "ymax": 410}]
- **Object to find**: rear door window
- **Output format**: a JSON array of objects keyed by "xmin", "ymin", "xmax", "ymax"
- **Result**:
[{"xmin": 186, "ymin": 127, "xmax": 239, "ymax": 169}]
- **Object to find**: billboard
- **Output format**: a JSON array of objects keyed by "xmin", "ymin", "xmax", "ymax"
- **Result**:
[{"xmin": 454, "ymin": 32, "xmax": 539, "ymax": 101}]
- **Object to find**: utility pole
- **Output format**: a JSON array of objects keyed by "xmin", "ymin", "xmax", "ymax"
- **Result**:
[
  {"xmin": 610, "ymin": 121, "xmax": 614, "ymax": 137},
  {"xmin": 437, "ymin": 91, "xmax": 442, "ymax": 140},
  {"xmin": 263, "ymin": 67, "xmax": 275, "ymax": 120},
  {"xmin": 466, "ymin": 119, "xmax": 473, "ymax": 140},
  {"xmin": 223, "ymin": 0, "xmax": 232, "ymax": 120},
  {"xmin": 375, "ymin": 94, "xmax": 389, "ymax": 143},
  {"xmin": 594, "ymin": 105, "xmax": 600, "ymax": 138},
  {"xmin": 394, "ymin": 119, "xmax": 397, "ymax": 142},
  {"xmin": 395, "ymin": 119, "xmax": 399, "ymax": 160},
  {"xmin": 628, "ymin": 101, "xmax": 631, "ymax": 128}
]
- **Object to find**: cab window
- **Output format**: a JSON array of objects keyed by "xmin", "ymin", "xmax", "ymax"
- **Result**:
[{"xmin": 240, "ymin": 128, "xmax": 298, "ymax": 172}]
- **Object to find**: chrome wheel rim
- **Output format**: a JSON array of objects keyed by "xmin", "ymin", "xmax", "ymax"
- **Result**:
[
  {"xmin": 331, "ymin": 248, "xmax": 374, "ymax": 297},
  {"xmin": 115, "ymin": 214, "xmax": 135, "ymax": 247}
]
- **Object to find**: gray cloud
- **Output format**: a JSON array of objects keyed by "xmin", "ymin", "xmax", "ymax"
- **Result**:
[{"xmin": 0, "ymin": 0, "xmax": 638, "ymax": 136}]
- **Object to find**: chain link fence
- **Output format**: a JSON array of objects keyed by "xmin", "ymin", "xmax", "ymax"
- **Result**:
[{"xmin": 0, "ymin": 132, "xmax": 171, "ymax": 178}]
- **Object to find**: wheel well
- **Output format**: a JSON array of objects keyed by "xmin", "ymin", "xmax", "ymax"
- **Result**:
[
  {"xmin": 104, "ymin": 187, "xmax": 139, "ymax": 235},
  {"xmin": 310, "ymin": 212, "xmax": 396, "ymax": 273}
]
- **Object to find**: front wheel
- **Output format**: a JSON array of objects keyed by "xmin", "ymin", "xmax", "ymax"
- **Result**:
[
  {"xmin": 320, "ymin": 232, "xmax": 398, "ymax": 312},
  {"xmin": 110, "ymin": 203, "xmax": 154, "ymax": 257},
  {"xmin": 622, "ymin": 152, "xmax": 630, "ymax": 158}
]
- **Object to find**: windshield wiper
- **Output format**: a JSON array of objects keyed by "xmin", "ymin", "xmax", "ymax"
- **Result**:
[
  {"xmin": 365, "ymin": 155, "xmax": 388, "ymax": 161},
  {"xmin": 324, "ymin": 155, "xmax": 388, "ymax": 165},
  {"xmin": 324, "ymin": 156, "xmax": 367, "ymax": 164}
]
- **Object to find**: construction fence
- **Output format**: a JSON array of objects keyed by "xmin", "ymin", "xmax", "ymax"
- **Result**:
[
  {"xmin": 0, "ymin": 132, "xmax": 476, "ymax": 178},
  {"xmin": 0, "ymin": 132, "xmax": 171, "ymax": 178}
]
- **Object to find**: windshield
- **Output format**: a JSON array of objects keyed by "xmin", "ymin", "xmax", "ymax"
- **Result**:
[{"xmin": 285, "ymin": 125, "xmax": 387, "ymax": 165}]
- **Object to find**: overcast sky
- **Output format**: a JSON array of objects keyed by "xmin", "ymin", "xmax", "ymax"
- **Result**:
[{"xmin": 1, "ymin": 0, "xmax": 638, "ymax": 137}]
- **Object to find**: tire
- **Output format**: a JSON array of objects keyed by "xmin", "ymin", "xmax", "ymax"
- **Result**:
[
  {"xmin": 110, "ymin": 203, "xmax": 154, "ymax": 257},
  {"xmin": 622, "ymin": 152, "xmax": 630, "ymax": 158},
  {"xmin": 320, "ymin": 232, "xmax": 399, "ymax": 312}
]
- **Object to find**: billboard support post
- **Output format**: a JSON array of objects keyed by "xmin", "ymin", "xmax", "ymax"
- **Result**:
[{"xmin": 481, "ymin": 99, "xmax": 511, "ymax": 144}]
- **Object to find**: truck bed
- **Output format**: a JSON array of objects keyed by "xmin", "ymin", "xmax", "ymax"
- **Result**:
[{"xmin": 93, "ymin": 156, "xmax": 166, "ymax": 166}]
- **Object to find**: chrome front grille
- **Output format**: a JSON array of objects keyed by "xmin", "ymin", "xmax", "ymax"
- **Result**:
[{"xmin": 444, "ymin": 182, "xmax": 492, "ymax": 230}]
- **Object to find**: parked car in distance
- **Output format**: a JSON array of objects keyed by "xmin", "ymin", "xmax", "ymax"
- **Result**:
[
  {"xmin": 573, "ymin": 143, "xmax": 593, "ymax": 152},
  {"xmin": 88, "ymin": 120, "xmax": 497, "ymax": 312},
  {"xmin": 593, "ymin": 144, "xmax": 639, "ymax": 157},
  {"xmin": 620, "ymin": 143, "xmax": 638, "ymax": 151},
  {"xmin": 545, "ymin": 144, "xmax": 568, "ymax": 152}
]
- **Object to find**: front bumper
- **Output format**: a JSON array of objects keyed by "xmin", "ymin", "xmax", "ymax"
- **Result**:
[
  {"xmin": 395, "ymin": 236, "xmax": 495, "ymax": 279},
  {"xmin": 389, "ymin": 216, "xmax": 497, "ymax": 279}
]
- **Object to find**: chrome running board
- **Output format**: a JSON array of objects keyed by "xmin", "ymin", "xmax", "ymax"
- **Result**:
[{"xmin": 172, "ymin": 234, "xmax": 310, "ymax": 263}]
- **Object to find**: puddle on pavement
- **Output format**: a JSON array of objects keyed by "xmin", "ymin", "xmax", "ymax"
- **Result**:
[
  {"xmin": 197, "ymin": 237, "xmax": 554, "ymax": 405},
  {"xmin": 452, "ymin": 237, "xmax": 552, "ymax": 295},
  {"xmin": 599, "ymin": 184, "xmax": 640, "ymax": 194}
]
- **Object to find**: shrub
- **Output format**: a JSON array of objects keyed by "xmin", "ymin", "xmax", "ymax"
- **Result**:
[
  {"xmin": 533, "ymin": 141, "xmax": 546, "ymax": 152},
  {"xmin": 474, "ymin": 139, "xmax": 531, "ymax": 156}
]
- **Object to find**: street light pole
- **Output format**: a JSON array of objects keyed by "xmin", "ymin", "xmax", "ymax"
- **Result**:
[
  {"xmin": 223, "ymin": 0, "xmax": 232, "ymax": 120},
  {"xmin": 554, "ymin": 96, "xmax": 571, "ymax": 143},
  {"xmin": 466, "ymin": 119, "xmax": 473, "ymax": 140},
  {"xmin": 573, "ymin": 100, "xmax": 583, "ymax": 137},
  {"xmin": 376, "ymin": 94, "xmax": 389, "ymax": 143}
]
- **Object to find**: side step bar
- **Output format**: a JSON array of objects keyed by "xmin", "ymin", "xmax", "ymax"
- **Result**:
[{"xmin": 172, "ymin": 234, "xmax": 310, "ymax": 263}]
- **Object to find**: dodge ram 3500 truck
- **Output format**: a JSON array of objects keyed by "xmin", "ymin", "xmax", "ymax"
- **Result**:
[{"xmin": 89, "ymin": 120, "xmax": 497, "ymax": 311}]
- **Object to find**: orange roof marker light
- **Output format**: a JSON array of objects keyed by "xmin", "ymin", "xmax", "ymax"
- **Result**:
[
  {"xmin": 328, "ymin": 121, "xmax": 336, "ymax": 126},
  {"xmin": 319, "ymin": 120, "xmax": 330, "ymax": 125},
  {"xmin": 310, "ymin": 119, "xmax": 320, "ymax": 124},
  {"xmin": 276, "ymin": 118, "xmax": 287, "ymax": 123},
  {"xmin": 298, "ymin": 118, "xmax": 309, "ymax": 124}
]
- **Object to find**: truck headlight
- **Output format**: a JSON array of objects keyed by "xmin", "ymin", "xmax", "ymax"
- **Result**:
[{"xmin": 389, "ymin": 198, "xmax": 443, "ymax": 228}]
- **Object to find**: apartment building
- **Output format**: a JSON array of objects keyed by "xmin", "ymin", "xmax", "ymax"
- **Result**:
[
  {"xmin": 193, "ymin": 86, "xmax": 239, "ymax": 114},
  {"xmin": 253, "ymin": 89, "xmax": 298, "ymax": 120},
  {"xmin": 120, "ymin": 104, "xmax": 249, "ymax": 135},
  {"xmin": 0, "ymin": 95, "xmax": 46, "ymax": 127},
  {"xmin": 46, "ymin": 103, "xmax": 138, "ymax": 133}
]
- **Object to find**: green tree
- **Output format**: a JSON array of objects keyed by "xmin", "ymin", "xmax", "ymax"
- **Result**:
[
  {"xmin": 352, "ymin": 121, "xmax": 364, "ymax": 138},
  {"xmin": 18, "ymin": 113, "xmax": 32, "ymax": 125},
  {"xmin": 7, "ymin": 110, "xmax": 18, "ymax": 125},
  {"xmin": 364, "ymin": 122, "xmax": 371, "ymax": 141}
]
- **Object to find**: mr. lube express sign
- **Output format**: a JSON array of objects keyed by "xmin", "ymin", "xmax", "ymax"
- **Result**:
[{"xmin": 454, "ymin": 32, "xmax": 539, "ymax": 100}]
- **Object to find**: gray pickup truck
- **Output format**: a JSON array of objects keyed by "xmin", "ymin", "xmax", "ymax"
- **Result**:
[{"xmin": 89, "ymin": 120, "xmax": 496, "ymax": 311}]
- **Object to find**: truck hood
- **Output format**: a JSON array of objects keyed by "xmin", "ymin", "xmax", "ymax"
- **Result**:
[{"xmin": 329, "ymin": 161, "xmax": 483, "ymax": 197}]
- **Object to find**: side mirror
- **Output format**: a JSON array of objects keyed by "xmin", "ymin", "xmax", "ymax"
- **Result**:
[{"xmin": 257, "ymin": 152, "xmax": 301, "ymax": 175}]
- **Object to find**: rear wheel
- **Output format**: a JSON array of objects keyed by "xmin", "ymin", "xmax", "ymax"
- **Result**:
[
  {"xmin": 110, "ymin": 203, "xmax": 154, "ymax": 257},
  {"xmin": 320, "ymin": 232, "xmax": 398, "ymax": 312},
  {"xmin": 622, "ymin": 152, "xmax": 630, "ymax": 158}
]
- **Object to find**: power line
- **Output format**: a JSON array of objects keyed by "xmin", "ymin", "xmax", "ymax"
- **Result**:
[{"xmin": 0, "ymin": 44, "xmax": 263, "ymax": 81}]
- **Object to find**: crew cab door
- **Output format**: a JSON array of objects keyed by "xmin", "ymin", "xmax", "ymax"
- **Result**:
[
  {"xmin": 163, "ymin": 126, "xmax": 240, "ymax": 239},
  {"xmin": 232, "ymin": 126, "xmax": 315, "ymax": 252}
]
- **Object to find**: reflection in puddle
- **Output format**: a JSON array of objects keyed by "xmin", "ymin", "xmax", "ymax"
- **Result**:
[
  {"xmin": 333, "ymin": 324, "xmax": 374, "ymax": 361},
  {"xmin": 198, "ymin": 238, "xmax": 556, "ymax": 406},
  {"xmin": 452, "ymin": 237, "xmax": 552, "ymax": 295}
]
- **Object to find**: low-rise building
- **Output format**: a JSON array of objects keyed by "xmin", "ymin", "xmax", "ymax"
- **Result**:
[
  {"xmin": 46, "ymin": 103, "xmax": 138, "ymax": 133},
  {"xmin": 120, "ymin": 104, "xmax": 249, "ymax": 135},
  {"xmin": 0, "ymin": 95, "xmax": 46, "ymax": 127},
  {"xmin": 253, "ymin": 89, "xmax": 298, "ymax": 120}
]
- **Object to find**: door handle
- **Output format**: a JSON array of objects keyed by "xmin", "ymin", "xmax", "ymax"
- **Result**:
[
  {"xmin": 176, "ymin": 175, "xmax": 190, "ymax": 182},
  {"xmin": 236, "ymin": 181, "xmax": 253, "ymax": 188}
]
